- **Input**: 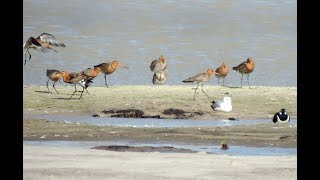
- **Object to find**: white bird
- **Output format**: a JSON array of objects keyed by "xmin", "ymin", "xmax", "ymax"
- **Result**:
[{"xmin": 211, "ymin": 96, "xmax": 232, "ymax": 112}]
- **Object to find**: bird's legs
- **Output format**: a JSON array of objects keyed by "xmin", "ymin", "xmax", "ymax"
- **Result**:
[
  {"xmin": 201, "ymin": 83, "xmax": 210, "ymax": 99},
  {"xmin": 69, "ymin": 85, "xmax": 77, "ymax": 99},
  {"xmin": 247, "ymin": 74, "xmax": 250, "ymax": 88},
  {"xmin": 104, "ymin": 74, "xmax": 109, "ymax": 87},
  {"xmin": 53, "ymin": 82, "xmax": 59, "ymax": 94},
  {"xmin": 241, "ymin": 74, "xmax": 243, "ymax": 88},
  {"xmin": 193, "ymin": 83, "xmax": 200, "ymax": 101},
  {"xmin": 223, "ymin": 77, "xmax": 225, "ymax": 86},
  {"xmin": 217, "ymin": 78, "xmax": 220, "ymax": 85},
  {"xmin": 24, "ymin": 49, "xmax": 32, "ymax": 65},
  {"xmin": 46, "ymin": 79, "xmax": 50, "ymax": 93},
  {"xmin": 85, "ymin": 88, "xmax": 90, "ymax": 95},
  {"xmin": 79, "ymin": 87, "xmax": 85, "ymax": 99}
]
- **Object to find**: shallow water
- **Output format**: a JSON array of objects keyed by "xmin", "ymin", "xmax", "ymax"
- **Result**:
[
  {"xmin": 23, "ymin": 0, "xmax": 296, "ymax": 87},
  {"xmin": 23, "ymin": 140, "xmax": 296, "ymax": 156},
  {"xmin": 24, "ymin": 114, "xmax": 297, "ymax": 128}
]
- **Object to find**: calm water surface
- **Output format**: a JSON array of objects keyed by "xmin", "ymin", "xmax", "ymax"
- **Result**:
[
  {"xmin": 24, "ymin": 140, "xmax": 297, "ymax": 156},
  {"xmin": 24, "ymin": 114, "xmax": 297, "ymax": 128},
  {"xmin": 23, "ymin": 0, "xmax": 297, "ymax": 87}
]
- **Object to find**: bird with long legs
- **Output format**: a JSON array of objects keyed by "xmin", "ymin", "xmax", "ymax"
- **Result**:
[
  {"xmin": 46, "ymin": 69, "xmax": 62, "ymax": 94},
  {"xmin": 150, "ymin": 55, "xmax": 167, "ymax": 84},
  {"xmin": 232, "ymin": 57, "xmax": 255, "ymax": 88},
  {"xmin": 94, "ymin": 60, "xmax": 129, "ymax": 87},
  {"xmin": 23, "ymin": 33, "xmax": 65, "ymax": 65},
  {"xmin": 59, "ymin": 71, "xmax": 93, "ymax": 99},
  {"xmin": 182, "ymin": 69, "xmax": 220, "ymax": 101},
  {"xmin": 215, "ymin": 62, "xmax": 229, "ymax": 86}
]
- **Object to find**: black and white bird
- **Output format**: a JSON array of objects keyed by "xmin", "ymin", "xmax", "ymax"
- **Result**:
[
  {"xmin": 23, "ymin": 33, "xmax": 66, "ymax": 65},
  {"xmin": 273, "ymin": 109, "xmax": 290, "ymax": 123}
]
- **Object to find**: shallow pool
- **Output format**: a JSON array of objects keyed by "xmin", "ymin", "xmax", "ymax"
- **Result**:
[
  {"xmin": 23, "ymin": 140, "xmax": 297, "ymax": 156},
  {"xmin": 24, "ymin": 114, "xmax": 297, "ymax": 128}
]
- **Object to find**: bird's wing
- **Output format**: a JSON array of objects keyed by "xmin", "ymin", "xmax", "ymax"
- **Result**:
[
  {"xmin": 183, "ymin": 73, "xmax": 206, "ymax": 82},
  {"xmin": 150, "ymin": 60, "xmax": 158, "ymax": 71},
  {"xmin": 28, "ymin": 38, "xmax": 49, "ymax": 52},
  {"xmin": 38, "ymin": 33, "xmax": 66, "ymax": 47},
  {"xmin": 190, "ymin": 73, "xmax": 206, "ymax": 82}
]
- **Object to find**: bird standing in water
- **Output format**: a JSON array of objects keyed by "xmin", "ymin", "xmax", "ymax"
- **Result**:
[
  {"xmin": 46, "ymin": 69, "xmax": 62, "ymax": 94},
  {"xmin": 94, "ymin": 60, "xmax": 129, "ymax": 87},
  {"xmin": 232, "ymin": 57, "xmax": 255, "ymax": 88},
  {"xmin": 23, "ymin": 33, "xmax": 65, "ymax": 65},
  {"xmin": 182, "ymin": 69, "xmax": 220, "ymax": 101}
]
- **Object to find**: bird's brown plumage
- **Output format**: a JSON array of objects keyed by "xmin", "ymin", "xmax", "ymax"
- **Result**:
[
  {"xmin": 152, "ymin": 70, "xmax": 167, "ymax": 85},
  {"xmin": 94, "ymin": 60, "xmax": 128, "ymax": 87},
  {"xmin": 150, "ymin": 55, "xmax": 167, "ymax": 73},
  {"xmin": 215, "ymin": 62, "xmax": 229, "ymax": 86},
  {"xmin": 46, "ymin": 69, "xmax": 62, "ymax": 94},
  {"xmin": 182, "ymin": 69, "xmax": 220, "ymax": 101},
  {"xmin": 60, "ymin": 71, "xmax": 93, "ymax": 99},
  {"xmin": 232, "ymin": 57, "xmax": 255, "ymax": 88},
  {"xmin": 23, "ymin": 33, "xmax": 66, "ymax": 65}
]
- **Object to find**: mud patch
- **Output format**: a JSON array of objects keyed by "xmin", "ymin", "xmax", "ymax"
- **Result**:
[
  {"xmin": 91, "ymin": 145, "xmax": 197, "ymax": 153},
  {"xmin": 163, "ymin": 108, "xmax": 204, "ymax": 119},
  {"xmin": 163, "ymin": 108, "xmax": 186, "ymax": 116},
  {"xmin": 102, "ymin": 109, "xmax": 162, "ymax": 119}
]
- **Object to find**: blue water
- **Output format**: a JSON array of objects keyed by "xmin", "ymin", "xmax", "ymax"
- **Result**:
[
  {"xmin": 24, "ymin": 114, "xmax": 297, "ymax": 128},
  {"xmin": 23, "ymin": 0, "xmax": 297, "ymax": 87},
  {"xmin": 23, "ymin": 140, "xmax": 296, "ymax": 156}
]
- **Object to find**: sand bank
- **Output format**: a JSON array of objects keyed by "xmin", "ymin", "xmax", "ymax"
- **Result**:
[
  {"xmin": 23, "ymin": 85, "xmax": 297, "ymax": 120},
  {"xmin": 23, "ymin": 144, "xmax": 297, "ymax": 180},
  {"xmin": 23, "ymin": 119, "xmax": 296, "ymax": 147}
]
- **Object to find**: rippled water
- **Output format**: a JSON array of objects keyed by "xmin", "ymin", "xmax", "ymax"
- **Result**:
[
  {"xmin": 23, "ymin": 0, "xmax": 296, "ymax": 87},
  {"xmin": 24, "ymin": 140, "xmax": 297, "ymax": 156},
  {"xmin": 24, "ymin": 114, "xmax": 297, "ymax": 128}
]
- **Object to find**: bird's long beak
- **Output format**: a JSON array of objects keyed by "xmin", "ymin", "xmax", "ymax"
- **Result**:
[
  {"xmin": 119, "ymin": 63, "xmax": 129, "ymax": 69},
  {"xmin": 214, "ymin": 72, "xmax": 221, "ymax": 75}
]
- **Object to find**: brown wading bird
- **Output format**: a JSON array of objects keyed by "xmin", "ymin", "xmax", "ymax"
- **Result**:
[
  {"xmin": 59, "ymin": 71, "xmax": 93, "ymax": 99},
  {"xmin": 150, "ymin": 55, "xmax": 167, "ymax": 84},
  {"xmin": 215, "ymin": 62, "xmax": 229, "ymax": 86},
  {"xmin": 23, "ymin": 33, "xmax": 66, "ymax": 65},
  {"xmin": 152, "ymin": 70, "xmax": 167, "ymax": 85},
  {"xmin": 232, "ymin": 57, "xmax": 255, "ymax": 88},
  {"xmin": 94, "ymin": 60, "xmax": 129, "ymax": 87},
  {"xmin": 182, "ymin": 69, "xmax": 220, "ymax": 101},
  {"xmin": 46, "ymin": 69, "xmax": 62, "ymax": 94}
]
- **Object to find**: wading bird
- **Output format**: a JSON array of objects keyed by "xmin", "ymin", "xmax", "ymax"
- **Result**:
[
  {"xmin": 94, "ymin": 60, "xmax": 129, "ymax": 87},
  {"xmin": 46, "ymin": 69, "xmax": 62, "ymax": 94},
  {"xmin": 23, "ymin": 33, "xmax": 65, "ymax": 65},
  {"xmin": 150, "ymin": 55, "xmax": 167, "ymax": 84},
  {"xmin": 232, "ymin": 57, "xmax": 255, "ymax": 88},
  {"xmin": 59, "ymin": 71, "xmax": 93, "ymax": 99},
  {"xmin": 182, "ymin": 69, "xmax": 220, "ymax": 101},
  {"xmin": 215, "ymin": 62, "xmax": 229, "ymax": 86}
]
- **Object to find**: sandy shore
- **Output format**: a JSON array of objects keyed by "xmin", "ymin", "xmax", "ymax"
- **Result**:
[
  {"xmin": 23, "ymin": 119, "xmax": 297, "ymax": 147},
  {"xmin": 23, "ymin": 144, "xmax": 297, "ymax": 180},
  {"xmin": 23, "ymin": 85, "xmax": 297, "ymax": 120}
]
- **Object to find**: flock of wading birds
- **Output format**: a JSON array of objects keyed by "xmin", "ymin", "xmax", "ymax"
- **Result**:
[{"xmin": 23, "ymin": 33, "xmax": 255, "ymax": 100}]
